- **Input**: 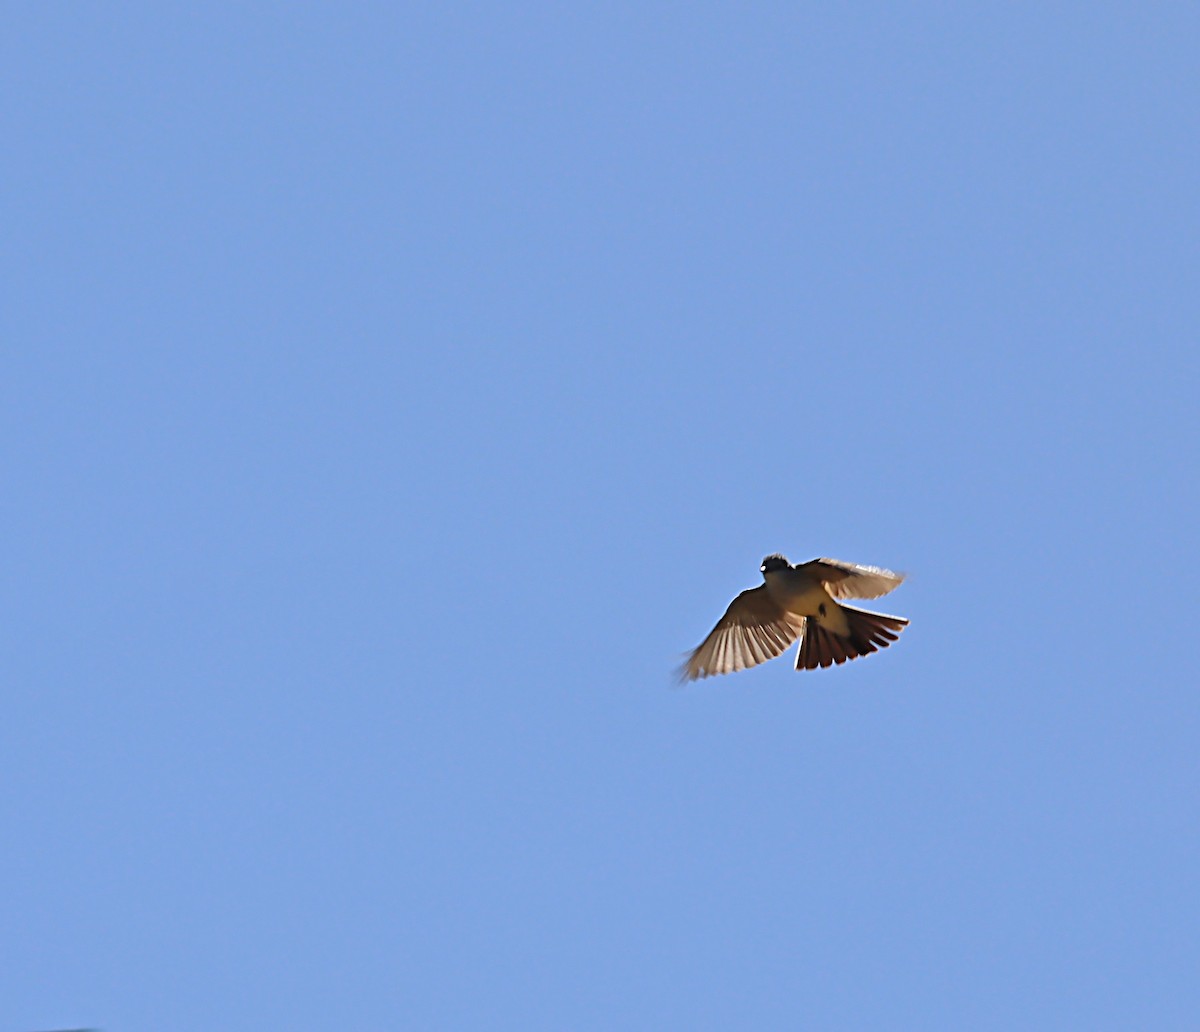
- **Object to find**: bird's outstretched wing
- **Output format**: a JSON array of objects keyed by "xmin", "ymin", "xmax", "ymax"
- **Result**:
[
  {"xmin": 679, "ymin": 585, "xmax": 803, "ymax": 681},
  {"xmin": 799, "ymin": 558, "xmax": 905, "ymax": 600}
]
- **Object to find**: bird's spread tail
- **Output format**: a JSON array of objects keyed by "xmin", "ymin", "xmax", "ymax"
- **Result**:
[{"xmin": 795, "ymin": 604, "xmax": 908, "ymax": 671}]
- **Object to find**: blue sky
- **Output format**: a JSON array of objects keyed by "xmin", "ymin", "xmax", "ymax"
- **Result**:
[{"xmin": 3, "ymin": 4, "xmax": 1197, "ymax": 1029}]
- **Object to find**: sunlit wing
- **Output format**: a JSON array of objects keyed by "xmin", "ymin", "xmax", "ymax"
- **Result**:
[
  {"xmin": 679, "ymin": 585, "xmax": 803, "ymax": 681},
  {"xmin": 799, "ymin": 558, "xmax": 905, "ymax": 600}
]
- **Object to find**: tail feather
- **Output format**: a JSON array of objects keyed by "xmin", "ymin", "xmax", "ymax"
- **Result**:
[{"xmin": 796, "ymin": 605, "xmax": 908, "ymax": 671}]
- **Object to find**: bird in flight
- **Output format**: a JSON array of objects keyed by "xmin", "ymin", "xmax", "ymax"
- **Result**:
[{"xmin": 680, "ymin": 554, "xmax": 909, "ymax": 681}]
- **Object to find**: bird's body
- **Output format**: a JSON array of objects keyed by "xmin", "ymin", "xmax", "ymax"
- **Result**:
[
  {"xmin": 680, "ymin": 554, "xmax": 909, "ymax": 681},
  {"xmin": 762, "ymin": 562, "xmax": 851, "ymax": 635}
]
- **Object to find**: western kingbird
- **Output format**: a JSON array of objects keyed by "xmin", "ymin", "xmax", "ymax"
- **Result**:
[{"xmin": 680, "ymin": 554, "xmax": 908, "ymax": 680}]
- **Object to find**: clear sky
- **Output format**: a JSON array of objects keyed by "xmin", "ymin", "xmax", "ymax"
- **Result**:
[{"xmin": 4, "ymin": 4, "xmax": 1197, "ymax": 1030}]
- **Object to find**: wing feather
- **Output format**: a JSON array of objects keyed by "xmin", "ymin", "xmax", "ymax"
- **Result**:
[
  {"xmin": 679, "ymin": 585, "xmax": 802, "ymax": 681},
  {"xmin": 799, "ymin": 558, "xmax": 905, "ymax": 600}
]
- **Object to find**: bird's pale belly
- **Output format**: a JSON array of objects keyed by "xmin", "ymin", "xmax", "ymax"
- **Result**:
[
  {"xmin": 767, "ymin": 580, "xmax": 828, "ymax": 616},
  {"xmin": 764, "ymin": 573, "xmax": 851, "ymax": 634}
]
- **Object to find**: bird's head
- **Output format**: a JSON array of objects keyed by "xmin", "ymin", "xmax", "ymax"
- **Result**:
[{"xmin": 760, "ymin": 554, "xmax": 790, "ymax": 575}]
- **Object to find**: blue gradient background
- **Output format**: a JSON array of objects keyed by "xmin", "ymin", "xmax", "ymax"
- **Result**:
[{"xmin": 4, "ymin": 5, "xmax": 1197, "ymax": 1030}]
